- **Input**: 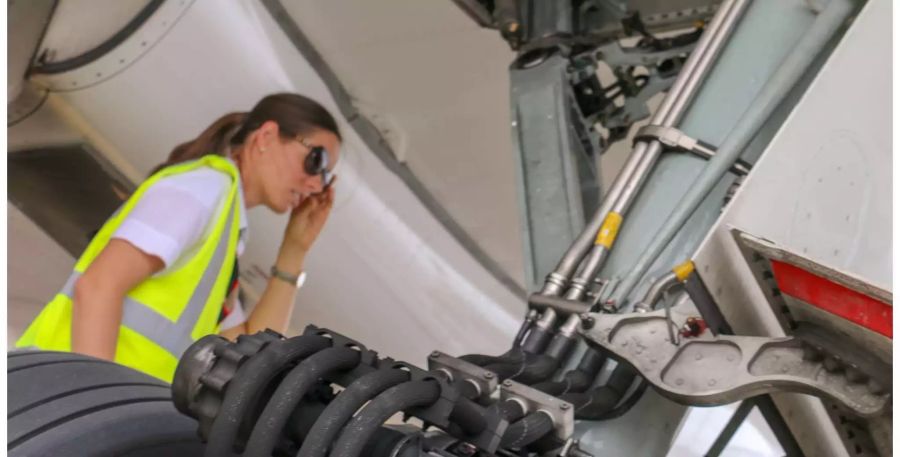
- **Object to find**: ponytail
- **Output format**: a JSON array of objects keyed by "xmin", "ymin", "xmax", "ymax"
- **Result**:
[
  {"xmin": 150, "ymin": 93, "xmax": 340, "ymax": 176},
  {"xmin": 149, "ymin": 112, "xmax": 247, "ymax": 175}
]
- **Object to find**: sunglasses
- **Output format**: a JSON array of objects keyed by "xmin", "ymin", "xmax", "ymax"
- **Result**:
[{"xmin": 296, "ymin": 137, "xmax": 334, "ymax": 188}]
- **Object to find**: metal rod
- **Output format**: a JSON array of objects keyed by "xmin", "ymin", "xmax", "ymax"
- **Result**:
[
  {"xmin": 705, "ymin": 400, "xmax": 755, "ymax": 457},
  {"xmin": 528, "ymin": 294, "xmax": 593, "ymax": 317},
  {"xmin": 540, "ymin": 0, "xmax": 740, "ymax": 296},
  {"xmin": 633, "ymin": 271, "xmax": 679, "ymax": 313},
  {"xmin": 753, "ymin": 395, "xmax": 805, "ymax": 457},
  {"xmin": 609, "ymin": 0, "xmax": 749, "ymax": 217},
  {"xmin": 528, "ymin": 0, "xmax": 747, "ymax": 343},
  {"xmin": 610, "ymin": 0, "xmax": 855, "ymax": 307},
  {"xmin": 554, "ymin": 0, "xmax": 750, "ymax": 304}
]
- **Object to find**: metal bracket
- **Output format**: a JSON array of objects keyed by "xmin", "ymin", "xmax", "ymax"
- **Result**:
[
  {"xmin": 427, "ymin": 351, "xmax": 498, "ymax": 404},
  {"xmin": 499, "ymin": 379, "xmax": 574, "ymax": 440},
  {"xmin": 634, "ymin": 124, "xmax": 750, "ymax": 175},
  {"xmin": 579, "ymin": 296, "xmax": 890, "ymax": 418}
]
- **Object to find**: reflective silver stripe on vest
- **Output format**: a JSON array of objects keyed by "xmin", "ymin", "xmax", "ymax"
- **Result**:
[{"xmin": 60, "ymin": 203, "xmax": 236, "ymax": 357}]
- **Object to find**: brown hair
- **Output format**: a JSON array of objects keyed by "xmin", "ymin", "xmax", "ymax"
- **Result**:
[{"xmin": 151, "ymin": 93, "xmax": 341, "ymax": 175}]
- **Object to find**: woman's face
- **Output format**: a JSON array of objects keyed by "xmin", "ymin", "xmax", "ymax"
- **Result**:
[{"xmin": 250, "ymin": 122, "xmax": 341, "ymax": 213}]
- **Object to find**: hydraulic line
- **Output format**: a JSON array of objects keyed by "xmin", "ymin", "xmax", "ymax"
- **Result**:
[
  {"xmin": 532, "ymin": 347, "xmax": 606, "ymax": 396},
  {"xmin": 204, "ymin": 335, "xmax": 331, "ymax": 457},
  {"xmin": 537, "ymin": 0, "xmax": 748, "ymax": 300},
  {"xmin": 296, "ymin": 368, "xmax": 409, "ymax": 457},
  {"xmin": 633, "ymin": 260, "xmax": 694, "ymax": 312},
  {"xmin": 609, "ymin": 0, "xmax": 855, "ymax": 307},
  {"xmin": 523, "ymin": 0, "xmax": 749, "ymax": 345},
  {"xmin": 593, "ymin": 379, "xmax": 649, "ymax": 421},
  {"xmin": 481, "ymin": 347, "xmax": 559, "ymax": 384},
  {"xmin": 499, "ymin": 411, "xmax": 555, "ymax": 449},
  {"xmin": 449, "ymin": 397, "xmax": 489, "ymax": 436},
  {"xmin": 244, "ymin": 346, "xmax": 361, "ymax": 457},
  {"xmin": 560, "ymin": 363, "xmax": 638, "ymax": 420},
  {"xmin": 330, "ymin": 379, "xmax": 441, "ymax": 457}
]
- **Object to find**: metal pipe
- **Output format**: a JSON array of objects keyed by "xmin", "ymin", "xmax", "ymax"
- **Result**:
[
  {"xmin": 559, "ymin": 0, "xmax": 750, "ymax": 302},
  {"xmin": 633, "ymin": 271, "xmax": 679, "ymax": 313},
  {"xmin": 527, "ymin": 1, "xmax": 746, "ymax": 347},
  {"xmin": 528, "ymin": 294, "xmax": 592, "ymax": 317},
  {"xmin": 610, "ymin": 0, "xmax": 749, "ymax": 217},
  {"xmin": 610, "ymin": 0, "xmax": 855, "ymax": 307}
]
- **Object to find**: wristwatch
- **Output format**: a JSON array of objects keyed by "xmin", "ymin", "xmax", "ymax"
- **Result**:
[{"xmin": 270, "ymin": 265, "xmax": 307, "ymax": 288}]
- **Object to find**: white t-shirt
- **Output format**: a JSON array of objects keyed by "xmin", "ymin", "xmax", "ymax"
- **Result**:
[{"xmin": 112, "ymin": 164, "xmax": 249, "ymax": 328}]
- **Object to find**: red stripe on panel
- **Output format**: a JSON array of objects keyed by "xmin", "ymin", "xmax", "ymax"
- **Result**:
[{"xmin": 770, "ymin": 260, "xmax": 892, "ymax": 338}]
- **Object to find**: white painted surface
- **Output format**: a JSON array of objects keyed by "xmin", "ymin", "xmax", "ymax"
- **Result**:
[
  {"xmin": 668, "ymin": 404, "xmax": 784, "ymax": 457},
  {"xmin": 281, "ymin": 1, "xmax": 525, "ymax": 286},
  {"xmin": 692, "ymin": 1, "xmax": 891, "ymax": 455},
  {"xmin": 26, "ymin": 0, "xmax": 522, "ymax": 365}
]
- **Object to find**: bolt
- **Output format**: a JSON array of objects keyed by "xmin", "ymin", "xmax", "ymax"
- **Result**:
[
  {"xmin": 430, "ymin": 351, "xmax": 440, "ymax": 358},
  {"xmin": 676, "ymin": 378, "xmax": 684, "ymax": 386},
  {"xmin": 580, "ymin": 314, "xmax": 595, "ymax": 329},
  {"xmin": 560, "ymin": 402, "xmax": 570, "ymax": 410},
  {"xmin": 483, "ymin": 372, "xmax": 495, "ymax": 380},
  {"xmin": 503, "ymin": 380, "xmax": 513, "ymax": 387}
]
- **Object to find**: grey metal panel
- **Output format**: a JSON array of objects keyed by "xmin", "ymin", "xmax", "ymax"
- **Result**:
[
  {"xmin": 509, "ymin": 54, "xmax": 601, "ymax": 292},
  {"xmin": 576, "ymin": 1, "xmax": 852, "ymax": 454}
]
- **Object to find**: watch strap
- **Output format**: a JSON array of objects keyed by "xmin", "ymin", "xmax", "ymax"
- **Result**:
[{"xmin": 270, "ymin": 265, "xmax": 306, "ymax": 288}]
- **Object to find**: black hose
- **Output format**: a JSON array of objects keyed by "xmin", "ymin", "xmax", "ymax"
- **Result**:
[
  {"xmin": 484, "ymin": 349, "xmax": 560, "ymax": 384},
  {"xmin": 543, "ymin": 333, "xmax": 576, "ymax": 361},
  {"xmin": 499, "ymin": 412, "xmax": 554, "ymax": 449},
  {"xmin": 560, "ymin": 363, "xmax": 638, "ymax": 420},
  {"xmin": 459, "ymin": 347, "xmax": 518, "ymax": 367},
  {"xmin": 593, "ymin": 379, "xmax": 648, "ymax": 421},
  {"xmin": 330, "ymin": 380, "xmax": 441, "ymax": 457},
  {"xmin": 532, "ymin": 347, "xmax": 607, "ymax": 396},
  {"xmin": 520, "ymin": 326, "xmax": 552, "ymax": 354},
  {"xmin": 296, "ymin": 368, "xmax": 409, "ymax": 457},
  {"xmin": 205, "ymin": 335, "xmax": 330, "ymax": 457},
  {"xmin": 449, "ymin": 397, "xmax": 488, "ymax": 436},
  {"xmin": 243, "ymin": 346, "xmax": 361, "ymax": 457}
]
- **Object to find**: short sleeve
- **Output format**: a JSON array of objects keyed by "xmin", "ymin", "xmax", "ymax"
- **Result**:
[{"xmin": 112, "ymin": 168, "xmax": 230, "ymax": 268}]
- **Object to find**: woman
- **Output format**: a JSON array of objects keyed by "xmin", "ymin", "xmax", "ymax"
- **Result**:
[{"xmin": 16, "ymin": 93, "xmax": 341, "ymax": 382}]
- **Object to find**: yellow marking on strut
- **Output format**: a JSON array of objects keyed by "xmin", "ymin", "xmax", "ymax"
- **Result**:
[
  {"xmin": 594, "ymin": 212, "xmax": 623, "ymax": 248},
  {"xmin": 673, "ymin": 260, "xmax": 695, "ymax": 282}
]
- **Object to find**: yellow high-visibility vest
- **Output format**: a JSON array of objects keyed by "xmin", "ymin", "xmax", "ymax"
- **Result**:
[{"xmin": 16, "ymin": 155, "xmax": 242, "ymax": 383}]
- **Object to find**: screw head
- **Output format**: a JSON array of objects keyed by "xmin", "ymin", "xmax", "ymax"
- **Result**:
[
  {"xmin": 560, "ymin": 402, "xmax": 570, "ymax": 410},
  {"xmin": 430, "ymin": 351, "xmax": 440, "ymax": 358},
  {"xmin": 503, "ymin": 380, "xmax": 513, "ymax": 387},
  {"xmin": 483, "ymin": 372, "xmax": 495, "ymax": 379}
]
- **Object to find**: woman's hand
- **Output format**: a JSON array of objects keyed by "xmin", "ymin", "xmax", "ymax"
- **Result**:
[{"xmin": 279, "ymin": 181, "xmax": 336, "ymax": 265}]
